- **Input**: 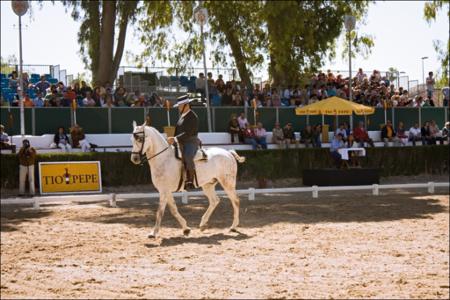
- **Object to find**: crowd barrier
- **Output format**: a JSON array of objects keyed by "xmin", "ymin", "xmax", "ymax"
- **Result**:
[{"xmin": 0, "ymin": 107, "xmax": 448, "ymax": 135}]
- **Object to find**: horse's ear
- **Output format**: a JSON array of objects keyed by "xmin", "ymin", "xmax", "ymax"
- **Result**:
[{"xmin": 132, "ymin": 120, "xmax": 137, "ymax": 129}]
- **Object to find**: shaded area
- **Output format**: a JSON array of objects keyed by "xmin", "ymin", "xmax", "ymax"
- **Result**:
[
  {"xmin": 67, "ymin": 191, "xmax": 448, "ymax": 230},
  {"xmin": 1, "ymin": 207, "xmax": 53, "ymax": 232},
  {"xmin": 146, "ymin": 231, "xmax": 251, "ymax": 248}
]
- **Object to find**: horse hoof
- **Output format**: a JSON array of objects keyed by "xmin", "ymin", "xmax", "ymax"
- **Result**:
[
  {"xmin": 148, "ymin": 233, "xmax": 156, "ymax": 239},
  {"xmin": 229, "ymin": 228, "xmax": 238, "ymax": 233},
  {"xmin": 199, "ymin": 225, "xmax": 208, "ymax": 232},
  {"xmin": 183, "ymin": 228, "xmax": 191, "ymax": 236}
]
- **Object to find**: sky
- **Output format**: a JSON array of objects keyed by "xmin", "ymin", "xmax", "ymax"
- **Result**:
[{"xmin": 1, "ymin": 0, "xmax": 448, "ymax": 85}]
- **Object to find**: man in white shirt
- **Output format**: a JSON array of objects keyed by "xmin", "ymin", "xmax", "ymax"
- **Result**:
[
  {"xmin": 254, "ymin": 122, "xmax": 268, "ymax": 149},
  {"xmin": 408, "ymin": 123, "xmax": 421, "ymax": 146},
  {"xmin": 83, "ymin": 91, "xmax": 96, "ymax": 107},
  {"xmin": 237, "ymin": 112, "xmax": 249, "ymax": 129}
]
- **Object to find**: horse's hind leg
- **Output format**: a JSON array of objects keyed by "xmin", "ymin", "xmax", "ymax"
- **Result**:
[
  {"xmin": 199, "ymin": 182, "xmax": 220, "ymax": 231},
  {"xmin": 166, "ymin": 193, "xmax": 191, "ymax": 236},
  {"xmin": 219, "ymin": 178, "xmax": 240, "ymax": 232}
]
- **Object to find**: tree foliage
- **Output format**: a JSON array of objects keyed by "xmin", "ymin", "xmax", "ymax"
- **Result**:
[
  {"xmin": 134, "ymin": 0, "xmax": 373, "ymax": 87},
  {"xmin": 423, "ymin": 0, "xmax": 449, "ymax": 85}
]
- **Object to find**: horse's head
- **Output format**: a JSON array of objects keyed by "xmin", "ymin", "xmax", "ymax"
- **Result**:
[{"xmin": 130, "ymin": 121, "xmax": 151, "ymax": 165}]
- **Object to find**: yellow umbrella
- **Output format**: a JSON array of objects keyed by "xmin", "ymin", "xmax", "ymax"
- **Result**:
[{"xmin": 295, "ymin": 96, "xmax": 375, "ymax": 116}]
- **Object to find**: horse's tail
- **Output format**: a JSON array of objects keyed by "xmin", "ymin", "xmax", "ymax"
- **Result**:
[{"xmin": 229, "ymin": 149, "xmax": 246, "ymax": 163}]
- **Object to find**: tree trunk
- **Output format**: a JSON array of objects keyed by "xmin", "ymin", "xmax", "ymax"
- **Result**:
[
  {"xmin": 223, "ymin": 29, "xmax": 252, "ymax": 89},
  {"xmin": 96, "ymin": 0, "xmax": 116, "ymax": 86}
]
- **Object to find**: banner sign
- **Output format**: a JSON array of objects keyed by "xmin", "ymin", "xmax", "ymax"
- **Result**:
[{"xmin": 39, "ymin": 161, "xmax": 102, "ymax": 195}]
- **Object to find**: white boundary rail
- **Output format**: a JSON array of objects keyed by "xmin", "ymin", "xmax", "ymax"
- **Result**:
[{"xmin": 1, "ymin": 182, "xmax": 448, "ymax": 210}]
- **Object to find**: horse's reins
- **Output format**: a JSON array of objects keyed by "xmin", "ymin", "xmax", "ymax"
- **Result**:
[{"xmin": 132, "ymin": 129, "xmax": 169, "ymax": 165}]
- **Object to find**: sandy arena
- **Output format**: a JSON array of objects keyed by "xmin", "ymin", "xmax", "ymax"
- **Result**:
[{"xmin": 1, "ymin": 189, "xmax": 449, "ymax": 299}]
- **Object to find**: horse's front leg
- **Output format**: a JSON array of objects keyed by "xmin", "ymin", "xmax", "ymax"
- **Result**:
[
  {"xmin": 166, "ymin": 193, "xmax": 191, "ymax": 236},
  {"xmin": 148, "ymin": 193, "xmax": 168, "ymax": 238}
]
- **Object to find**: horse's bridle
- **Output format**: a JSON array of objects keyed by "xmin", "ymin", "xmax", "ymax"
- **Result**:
[{"xmin": 132, "ymin": 129, "xmax": 169, "ymax": 165}]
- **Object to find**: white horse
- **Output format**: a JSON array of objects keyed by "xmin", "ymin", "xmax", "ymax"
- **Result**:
[{"xmin": 130, "ymin": 122, "xmax": 245, "ymax": 238}]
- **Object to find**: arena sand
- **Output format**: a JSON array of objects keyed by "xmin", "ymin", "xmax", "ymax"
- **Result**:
[{"xmin": 1, "ymin": 189, "xmax": 449, "ymax": 299}]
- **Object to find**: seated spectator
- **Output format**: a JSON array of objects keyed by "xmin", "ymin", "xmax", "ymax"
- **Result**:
[
  {"xmin": 0, "ymin": 124, "xmax": 16, "ymax": 153},
  {"xmin": 35, "ymin": 75, "xmax": 50, "ymax": 96},
  {"xmin": 301, "ymin": 125, "xmax": 314, "ymax": 147},
  {"xmin": 330, "ymin": 133, "xmax": 345, "ymax": 169},
  {"xmin": 33, "ymin": 91, "xmax": 45, "ymax": 107},
  {"xmin": 381, "ymin": 120, "xmax": 399, "ymax": 146},
  {"xmin": 408, "ymin": 123, "xmax": 422, "ymax": 146},
  {"xmin": 231, "ymin": 91, "xmax": 243, "ymax": 106},
  {"xmin": 103, "ymin": 94, "xmax": 115, "ymax": 107},
  {"xmin": 70, "ymin": 124, "xmax": 90, "ymax": 152},
  {"xmin": 283, "ymin": 122, "xmax": 297, "ymax": 148},
  {"xmin": 114, "ymin": 87, "xmax": 128, "ymax": 107},
  {"xmin": 312, "ymin": 124, "xmax": 322, "ymax": 148},
  {"xmin": 228, "ymin": 114, "xmax": 240, "ymax": 144},
  {"xmin": 254, "ymin": 122, "xmax": 268, "ymax": 149},
  {"xmin": 353, "ymin": 121, "xmax": 374, "ymax": 147},
  {"xmin": 442, "ymin": 122, "xmax": 449, "ymax": 143},
  {"xmin": 51, "ymin": 126, "xmax": 72, "ymax": 152},
  {"xmin": 272, "ymin": 122, "xmax": 285, "ymax": 148},
  {"xmin": 45, "ymin": 85, "xmax": 62, "ymax": 107},
  {"xmin": 83, "ymin": 91, "xmax": 96, "ymax": 107},
  {"xmin": 429, "ymin": 120, "xmax": 444, "ymax": 145},
  {"xmin": 63, "ymin": 86, "xmax": 77, "ymax": 107},
  {"xmin": 80, "ymin": 80, "xmax": 93, "ymax": 98},
  {"xmin": 335, "ymin": 123, "xmax": 348, "ymax": 142},
  {"xmin": 221, "ymin": 87, "xmax": 233, "ymax": 106},
  {"xmin": 23, "ymin": 93, "xmax": 34, "ymax": 107},
  {"xmin": 421, "ymin": 121, "xmax": 432, "ymax": 145},
  {"xmin": 242, "ymin": 123, "xmax": 258, "ymax": 150},
  {"xmin": 396, "ymin": 121, "xmax": 408, "ymax": 146}
]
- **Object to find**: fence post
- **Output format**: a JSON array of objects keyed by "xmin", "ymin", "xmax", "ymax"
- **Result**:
[
  {"xmin": 312, "ymin": 185, "xmax": 318, "ymax": 198},
  {"xmin": 109, "ymin": 193, "xmax": 117, "ymax": 207},
  {"xmin": 33, "ymin": 197, "xmax": 40, "ymax": 210},
  {"xmin": 108, "ymin": 107, "xmax": 112, "ymax": 134},
  {"xmin": 372, "ymin": 184, "xmax": 379, "ymax": 196},
  {"xmin": 182, "ymin": 191, "xmax": 188, "ymax": 204},
  {"xmin": 427, "ymin": 182, "xmax": 435, "ymax": 194},
  {"xmin": 32, "ymin": 108, "xmax": 36, "ymax": 135},
  {"xmin": 248, "ymin": 188, "xmax": 255, "ymax": 201}
]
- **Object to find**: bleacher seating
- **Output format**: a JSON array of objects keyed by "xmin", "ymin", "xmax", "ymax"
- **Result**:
[{"xmin": 0, "ymin": 72, "xmax": 60, "ymax": 103}]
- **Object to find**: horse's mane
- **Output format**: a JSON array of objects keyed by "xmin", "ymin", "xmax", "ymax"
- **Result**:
[{"xmin": 143, "ymin": 125, "xmax": 169, "ymax": 146}]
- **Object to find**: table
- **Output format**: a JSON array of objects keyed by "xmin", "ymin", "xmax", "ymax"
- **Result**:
[{"xmin": 338, "ymin": 147, "xmax": 366, "ymax": 160}]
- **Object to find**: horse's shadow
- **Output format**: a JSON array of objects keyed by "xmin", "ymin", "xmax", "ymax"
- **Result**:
[{"xmin": 145, "ymin": 231, "xmax": 251, "ymax": 248}]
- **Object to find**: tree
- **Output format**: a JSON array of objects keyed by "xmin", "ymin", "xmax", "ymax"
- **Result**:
[
  {"xmin": 423, "ymin": 0, "xmax": 449, "ymax": 85},
  {"xmin": 58, "ymin": 0, "xmax": 140, "ymax": 86}
]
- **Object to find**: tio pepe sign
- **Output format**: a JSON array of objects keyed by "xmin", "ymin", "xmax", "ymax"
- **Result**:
[{"xmin": 39, "ymin": 161, "xmax": 102, "ymax": 195}]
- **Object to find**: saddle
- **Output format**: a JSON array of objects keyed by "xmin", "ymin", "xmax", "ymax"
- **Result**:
[{"xmin": 174, "ymin": 140, "xmax": 207, "ymax": 191}]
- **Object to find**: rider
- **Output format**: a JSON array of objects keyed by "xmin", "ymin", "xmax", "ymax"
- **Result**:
[{"xmin": 167, "ymin": 95, "xmax": 199, "ymax": 190}]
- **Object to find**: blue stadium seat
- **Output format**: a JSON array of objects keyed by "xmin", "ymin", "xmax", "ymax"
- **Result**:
[
  {"xmin": 0, "ymin": 73, "xmax": 6, "ymax": 79},
  {"xmin": 211, "ymin": 94, "xmax": 222, "ymax": 106},
  {"xmin": 1, "ymin": 87, "xmax": 13, "ymax": 95},
  {"xmin": 30, "ymin": 78, "xmax": 39, "ymax": 84},
  {"xmin": 48, "ymin": 78, "xmax": 58, "ymax": 84},
  {"xmin": 189, "ymin": 76, "xmax": 197, "ymax": 82},
  {"xmin": 179, "ymin": 76, "xmax": 189, "ymax": 86},
  {"xmin": 1, "ymin": 78, "xmax": 9, "ymax": 85},
  {"xmin": 30, "ymin": 73, "xmax": 40, "ymax": 79}
]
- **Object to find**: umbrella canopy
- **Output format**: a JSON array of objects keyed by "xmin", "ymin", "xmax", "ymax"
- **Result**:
[{"xmin": 295, "ymin": 96, "xmax": 375, "ymax": 116}]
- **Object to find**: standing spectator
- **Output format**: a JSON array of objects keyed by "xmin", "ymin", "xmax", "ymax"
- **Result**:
[
  {"xmin": 35, "ymin": 75, "xmax": 50, "ymax": 96},
  {"xmin": 408, "ymin": 123, "xmax": 422, "ymax": 146},
  {"xmin": 426, "ymin": 71, "xmax": 435, "ymax": 99},
  {"xmin": 441, "ymin": 122, "xmax": 449, "ymax": 143},
  {"xmin": 330, "ymin": 133, "xmax": 345, "ymax": 169},
  {"xmin": 18, "ymin": 139, "xmax": 36, "ymax": 197},
  {"xmin": 92, "ymin": 86, "xmax": 106, "ymax": 107},
  {"xmin": 421, "ymin": 121, "xmax": 432, "ymax": 145},
  {"xmin": 353, "ymin": 121, "xmax": 374, "ymax": 147},
  {"xmin": 70, "ymin": 124, "xmax": 91, "ymax": 152},
  {"xmin": 9, "ymin": 71, "xmax": 19, "ymax": 93},
  {"xmin": 312, "ymin": 124, "xmax": 322, "ymax": 148},
  {"xmin": 442, "ymin": 87, "xmax": 449, "ymax": 107},
  {"xmin": 271, "ymin": 88, "xmax": 282, "ymax": 107},
  {"xmin": 254, "ymin": 122, "xmax": 268, "ymax": 149},
  {"xmin": 0, "ymin": 124, "xmax": 16, "ymax": 153},
  {"xmin": 300, "ymin": 125, "xmax": 314, "ymax": 147},
  {"xmin": 381, "ymin": 120, "xmax": 398, "ymax": 146},
  {"xmin": 231, "ymin": 91, "xmax": 243, "ymax": 106},
  {"xmin": 283, "ymin": 122, "xmax": 297, "ymax": 148},
  {"xmin": 242, "ymin": 123, "xmax": 258, "ymax": 150},
  {"xmin": 221, "ymin": 87, "xmax": 233, "ymax": 106},
  {"xmin": 228, "ymin": 114, "xmax": 240, "ymax": 144},
  {"xmin": 272, "ymin": 122, "xmax": 285, "ymax": 148},
  {"xmin": 51, "ymin": 126, "xmax": 72, "ymax": 152},
  {"xmin": 195, "ymin": 73, "xmax": 206, "ymax": 96},
  {"xmin": 215, "ymin": 75, "xmax": 225, "ymax": 94},
  {"xmin": 83, "ymin": 91, "xmax": 96, "ymax": 107},
  {"xmin": 396, "ymin": 121, "xmax": 409, "ymax": 146}
]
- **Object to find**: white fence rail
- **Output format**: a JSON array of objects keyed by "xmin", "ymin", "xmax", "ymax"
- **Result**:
[{"xmin": 1, "ymin": 182, "xmax": 448, "ymax": 210}]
